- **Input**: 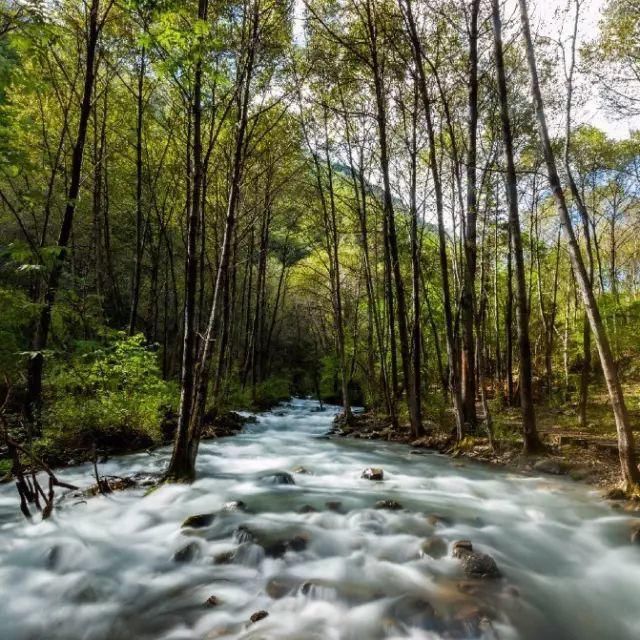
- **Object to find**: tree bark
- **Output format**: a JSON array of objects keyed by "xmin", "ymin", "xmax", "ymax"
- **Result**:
[{"xmin": 491, "ymin": 0, "xmax": 542, "ymax": 452}]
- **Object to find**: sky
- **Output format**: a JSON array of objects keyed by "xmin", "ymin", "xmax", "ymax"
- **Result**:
[{"xmin": 293, "ymin": 0, "xmax": 640, "ymax": 140}]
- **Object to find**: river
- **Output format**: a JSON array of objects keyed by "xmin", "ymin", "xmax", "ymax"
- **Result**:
[{"xmin": 0, "ymin": 398, "xmax": 638, "ymax": 639}]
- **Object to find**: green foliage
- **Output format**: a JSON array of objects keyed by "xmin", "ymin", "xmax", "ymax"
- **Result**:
[
  {"xmin": 39, "ymin": 333, "xmax": 177, "ymax": 461},
  {"xmin": 225, "ymin": 375, "xmax": 291, "ymax": 411},
  {"xmin": 0, "ymin": 287, "xmax": 38, "ymax": 378}
]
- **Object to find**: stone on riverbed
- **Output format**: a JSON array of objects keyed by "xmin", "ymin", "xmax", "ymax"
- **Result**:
[
  {"xmin": 426, "ymin": 513, "xmax": 452, "ymax": 527},
  {"xmin": 298, "ymin": 504, "xmax": 317, "ymax": 514},
  {"xmin": 214, "ymin": 550, "xmax": 236, "ymax": 565},
  {"xmin": 630, "ymin": 522, "xmax": 640, "ymax": 544},
  {"xmin": 181, "ymin": 513, "xmax": 215, "ymax": 529},
  {"xmin": 173, "ymin": 541, "xmax": 200, "ymax": 563},
  {"xmin": 262, "ymin": 471, "xmax": 295, "ymax": 485},
  {"xmin": 375, "ymin": 499, "xmax": 403, "ymax": 510},
  {"xmin": 292, "ymin": 465, "xmax": 311, "ymax": 474},
  {"xmin": 204, "ymin": 595, "xmax": 220, "ymax": 608},
  {"xmin": 361, "ymin": 467, "xmax": 384, "ymax": 481},
  {"xmin": 420, "ymin": 536, "xmax": 448, "ymax": 559},
  {"xmin": 249, "ymin": 610, "xmax": 269, "ymax": 624},
  {"xmin": 452, "ymin": 540, "xmax": 501, "ymax": 579}
]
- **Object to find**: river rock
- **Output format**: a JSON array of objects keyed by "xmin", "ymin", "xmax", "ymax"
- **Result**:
[
  {"xmin": 181, "ymin": 513, "xmax": 215, "ymax": 528},
  {"xmin": 204, "ymin": 595, "xmax": 220, "ymax": 608},
  {"xmin": 326, "ymin": 501, "xmax": 343, "ymax": 512},
  {"xmin": 234, "ymin": 525, "xmax": 255, "ymax": 543},
  {"xmin": 375, "ymin": 499, "xmax": 403, "ymax": 510},
  {"xmin": 630, "ymin": 523, "xmax": 640, "ymax": 544},
  {"xmin": 605, "ymin": 487, "xmax": 627, "ymax": 500},
  {"xmin": 448, "ymin": 603, "xmax": 496, "ymax": 639},
  {"xmin": 266, "ymin": 577, "xmax": 299, "ymax": 599},
  {"xmin": 173, "ymin": 541, "xmax": 200, "ymax": 563},
  {"xmin": 362, "ymin": 467, "xmax": 384, "ymax": 481},
  {"xmin": 298, "ymin": 504, "xmax": 317, "ymax": 514},
  {"xmin": 292, "ymin": 466, "xmax": 311, "ymax": 474},
  {"xmin": 452, "ymin": 540, "xmax": 501, "ymax": 579},
  {"xmin": 46, "ymin": 545, "xmax": 61, "ymax": 570},
  {"xmin": 427, "ymin": 513, "xmax": 452, "ymax": 527},
  {"xmin": 533, "ymin": 458, "xmax": 565, "ymax": 475},
  {"xmin": 249, "ymin": 610, "xmax": 269, "ymax": 624},
  {"xmin": 263, "ymin": 471, "xmax": 295, "ymax": 485},
  {"xmin": 264, "ymin": 534, "xmax": 309, "ymax": 557},
  {"xmin": 386, "ymin": 595, "xmax": 439, "ymax": 632},
  {"xmin": 420, "ymin": 536, "xmax": 448, "ymax": 559},
  {"xmin": 214, "ymin": 550, "xmax": 236, "ymax": 565}
]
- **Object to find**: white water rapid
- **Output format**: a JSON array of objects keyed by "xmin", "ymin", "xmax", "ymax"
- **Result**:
[{"xmin": 0, "ymin": 399, "xmax": 638, "ymax": 639}]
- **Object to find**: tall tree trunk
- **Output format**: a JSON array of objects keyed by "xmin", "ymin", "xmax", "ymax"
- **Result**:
[
  {"xmin": 408, "ymin": 83, "xmax": 422, "ymax": 432},
  {"xmin": 491, "ymin": 0, "xmax": 542, "ymax": 452},
  {"xmin": 401, "ymin": 0, "xmax": 464, "ymax": 438},
  {"xmin": 165, "ymin": 0, "xmax": 209, "ymax": 482},
  {"xmin": 461, "ymin": 0, "xmax": 480, "ymax": 428},
  {"xmin": 26, "ymin": 0, "xmax": 106, "ymax": 426},
  {"xmin": 365, "ymin": 0, "xmax": 419, "ymax": 436},
  {"xmin": 129, "ymin": 45, "xmax": 146, "ymax": 335},
  {"xmin": 171, "ymin": 0, "xmax": 259, "ymax": 481},
  {"xmin": 518, "ymin": 0, "xmax": 640, "ymax": 489}
]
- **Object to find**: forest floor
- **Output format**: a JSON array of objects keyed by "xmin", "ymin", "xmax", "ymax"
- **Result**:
[{"xmin": 331, "ymin": 396, "xmax": 640, "ymax": 514}]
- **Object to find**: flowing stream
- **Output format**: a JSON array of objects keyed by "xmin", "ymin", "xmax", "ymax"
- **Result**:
[{"xmin": 0, "ymin": 398, "xmax": 638, "ymax": 640}]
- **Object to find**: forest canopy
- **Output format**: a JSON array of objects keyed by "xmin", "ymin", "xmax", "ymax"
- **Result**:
[{"xmin": 1, "ymin": 0, "xmax": 640, "ymax": 491}]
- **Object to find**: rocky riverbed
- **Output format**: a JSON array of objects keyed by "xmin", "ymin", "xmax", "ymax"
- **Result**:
[{"xmin": 0, "ymin": 399, "xmax": 638, "ymax": 639}]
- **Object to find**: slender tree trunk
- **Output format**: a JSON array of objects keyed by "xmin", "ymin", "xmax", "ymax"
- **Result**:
[
  {"xmin": 460, "ymin": 0, "xmax": 480, "ymax": 428},
  {"xmin": 173, "ymin": 1, "xmax": 259, "ymax": 481},
  {"xmin": 519, "ymin": 0, "xmax": 640, "ymax": 489},
  {"xmin": 401, "ymin": 0, "xmax": 463, "ymax": 438},
  {"xmin": 26, "ymin": 0, "xmax": 105, "ymax": 426},
  {"xmin": 365, "ymin": 0, "xmax": 420, "ymax": 436},
  {"xmin": 165, "ymin": 0, "xmax": 209, "ymax": 482},
  {"xmin": 491, "ymin": 0, "xmax": 542, "ymax": 452},
  {"xmin": 129, "ymin": 45, "xmax": 146, "ymax": 335}
]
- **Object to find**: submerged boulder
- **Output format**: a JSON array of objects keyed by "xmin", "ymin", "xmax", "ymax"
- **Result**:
[
  {"xmin": 214, "ymin": 550, "xmax": 236, "ymax": 565},
  {"xmin": 204, "ymin": 595, "xmax": 220, "ymax": 608},
  {"xmin": 249, "ymin": 610, "xmax": 269, "ymax": 624},
  {"xmin": 362, "ymin": 467, "xmax": 384, "ymax": 481},
  {"xmin": 262, "ymin": 471, "xmax": 295, "ymax": 485},
  {"xmin": 266, "ymin": 577, "xmax": 299, "ymax": 599},
  {"xmin": 292, "ymin": 466, "xmax": 311, "ymax": 474},
  {"xmin": 298, "ymin": 504, "xmax": 318, "ymax": 514},
  {"xmin": 181, "ymin": 513, "xmax": 215, "ymax": 529},
  {"xmin": 173, "ymin": 541, "xmax": 200, "ymax": 563},
  {"xmin": 385, "ymin": 595, "xmax": 440, "ymax": 633},
  {"xmin": 420, "ymin": 536, "xmax": 448, "ymax": 559},
  {"xmin": 452, "ymin": 540, "xmax": 501, "ymax": 579},
  {"xmin": 426, "ymin": 513, "xmax": 452, "ymax": 527},
  {"xmin": 374, "ymin": 499, "xmax": 403, "ymax": 510}
]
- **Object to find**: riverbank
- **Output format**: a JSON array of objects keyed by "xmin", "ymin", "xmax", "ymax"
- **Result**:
[
  {"xmin": 331, "ymin": 411, "xmax": 640, "ymax": 514},
  {"xmin": 0, "ymin": 410, "xmax": 255, "ymax": 484}
]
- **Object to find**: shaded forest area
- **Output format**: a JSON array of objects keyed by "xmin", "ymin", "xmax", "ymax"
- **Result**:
[{"xmin": 2, "ymin": 0, "xmax": 640, "ymax": 496}]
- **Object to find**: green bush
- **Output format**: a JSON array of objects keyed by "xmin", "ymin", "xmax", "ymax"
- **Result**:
[
  {"xmin": 225, "ymin": 374, "xmax": 292, "ymax": 411},
  {"xmin": 38, "ymin": 332, "xmax": 177, "ymax": 461}
]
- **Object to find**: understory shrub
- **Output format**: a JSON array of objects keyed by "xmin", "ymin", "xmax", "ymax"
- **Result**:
[{"xmin": 38, "ymin": 333, "xmax": 177, "ymax": 461}]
